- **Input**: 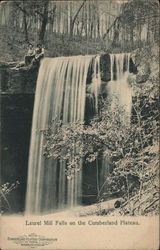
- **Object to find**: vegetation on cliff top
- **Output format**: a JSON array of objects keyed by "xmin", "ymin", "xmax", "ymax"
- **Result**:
[{"xmin": 0, "ymin": 0, "xmax": 159, "ymax": 61}]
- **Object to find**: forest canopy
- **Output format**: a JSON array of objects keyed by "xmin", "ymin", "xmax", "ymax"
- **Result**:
[{"xmin": 0, "ymin": 0, "xmax": 159, "ymax": 60}]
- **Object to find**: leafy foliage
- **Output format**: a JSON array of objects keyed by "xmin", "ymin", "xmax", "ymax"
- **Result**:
[{"xmin": 0, "ymin": 180, "xmax": 20, "ymax": 213}]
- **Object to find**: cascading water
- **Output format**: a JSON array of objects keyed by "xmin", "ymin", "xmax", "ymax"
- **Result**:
[
  {"xmin": 25, "ymin": 55, "xmax": 100, "ymax": 214},
  {"xmin": 90, "ymin": 55, "xmax": 101, "ymax": 112},
  {"xmin": 100, "ymin": 53, "xmax": 133, "ymax": 195},
  {"xmin": 107, "ymin": 53, "xmax": 132, "ymax": 117},
  {"xmin": 25, "ymin": 53, "xmax": 132, "ymax": 214}
]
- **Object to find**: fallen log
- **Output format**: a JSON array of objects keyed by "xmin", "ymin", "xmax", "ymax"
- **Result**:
[{"xmin": 72, "ymin": 198, "xmax": 124, "ymax": 217}]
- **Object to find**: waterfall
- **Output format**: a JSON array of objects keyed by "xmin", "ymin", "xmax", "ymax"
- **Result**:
[
  {"xmin": 25, "ymin": 55, "xmax": 96, "ymax": 214},
  {"xmin": 107, "ymin": 53, "xmax": 132, "ymax": 117},
  {"xmin": 25, "ymin": 53, "xmax": 132, "ymax": 214},
  {"xmin": 100, "ymin": 53, "xmax": 133, "ymax": 195},
  {"xmin": 90, "ymin": 55, "xmax": 101, "ymax": 112}
]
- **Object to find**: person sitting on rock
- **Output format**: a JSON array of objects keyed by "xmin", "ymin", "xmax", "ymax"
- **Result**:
[
  {"xmin": 35, "ymin": 44, "xmax": 45, "ymax": 61},
  {"xmin": 28, "ymin": 44, "xmax": 45, "ymax": 68},
  {"xmin": 24, "ymin": 43, "xmax": 35, "ymax": 66}
]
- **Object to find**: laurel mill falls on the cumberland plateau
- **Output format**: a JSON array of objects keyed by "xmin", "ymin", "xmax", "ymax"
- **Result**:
[{"xmin": 1, "ymin": 0, "xmax": 159, "ymax": 216}]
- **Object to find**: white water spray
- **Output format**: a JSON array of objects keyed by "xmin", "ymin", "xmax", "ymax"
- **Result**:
[
  {"xmin": 25, "ymin": 56, "xmax": 94, "ymax": 214},
  {"xmin": 107, "ymin": 53, "xmax": 132, "ymax": 117},
  {"xmin": 90, "ymin": 55, "xmax": 101, "ymax": 112},
  {"xmin": 25, "ymin": 53, "xmax": 132, "ymax": 214}
]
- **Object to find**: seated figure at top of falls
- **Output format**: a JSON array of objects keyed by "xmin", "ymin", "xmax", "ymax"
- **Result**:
[
  {"xmin": 11, "ymin": 43, "xmax": 45, "ymax": 70},
  {"xmin": 24, "ymin": 43, "xmax": 36, "ymax": 66}
]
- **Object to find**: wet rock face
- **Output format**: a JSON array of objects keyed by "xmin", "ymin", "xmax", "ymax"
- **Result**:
[
  {"xmin": 1, "ymin": 53, "xmax": 137, "ymax": 94},
  {"xmin": 0, "ymin": 64, "xmax": 10, "ymax": 92},
  {"xmin": 1, "ymin": 93, "xmax": 34, "ymax": 213},
  {"xmin": 86, "ymin": 54, "xmax": 111, "ymax": 86},
  {"xmin": 129, "ymin": 57, "xmax": 138, "ymax": 74},
  {"xmin": 0, "ymin": 62, "xmax": 39, "ymax": 94},
  {"xmin": 1, "ymin": 55, "xmax": 111, "ymax": 94},
  {"xmin": 100, "ymin": 54, "xmax": 111, "ymax": 82}
]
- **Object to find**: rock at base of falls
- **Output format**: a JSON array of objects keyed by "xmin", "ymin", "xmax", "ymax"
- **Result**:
[{"xmin": 63, "ymin": 198, "xmax": 125, "ymax": 217}]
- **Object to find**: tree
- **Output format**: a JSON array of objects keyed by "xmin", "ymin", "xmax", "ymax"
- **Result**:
[
  {"xmin": 38, "ymin": 0, "xmax": 49, "ymax": 43},
  {"xmin": 11, "ymin": 0, "xmax": 57, "ymax": 43},
  {"xmin": 14, "ymin": 0, "xmax": 29, "ymax": 42},
  {"xmin": 103, "ymin": 0, "xmax": 159, "ymax": 50},
  {"xmin": 69, "ymin": 0, "xmax": 86, "ymax": 36}
]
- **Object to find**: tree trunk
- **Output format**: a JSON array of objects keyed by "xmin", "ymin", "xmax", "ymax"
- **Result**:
[
  {"xmin": 69, "ymin": 2, "xmax": 73, "ymax": 35},
  {"xmin": 57, "ymin": 2, "xmax": 61, "ymax": 33},
  {"xmin": 108, "ymin": 0, "xmax": 111, "ymax": 39},
  {"xmin": 88, "ymin": 1, "xmax": 91, "ymax": 38},
  {"xmin": 130, "ymin": 26, "xmax": 134, "ymax": 49},
  {"xmin": 80, "ymin": 2, "xmax": 87, "ymax": 36},
  {"xmin": 22, "ymin": 1, "xmax": 28, "ymax": 42},
  {"xmin": 39, "ymin": 0, "xmax": 49, "ymax": 43},
  {"xmin": 65, "ymin": 2, "xmax": 68, "ymax": 34},
  {"xmin": 70, "ymin": 0, "xmax": 86, "ymax": 37},
  {"xmin": 23, "ymin": 13, "xmax": 28, "ymax": 42}
]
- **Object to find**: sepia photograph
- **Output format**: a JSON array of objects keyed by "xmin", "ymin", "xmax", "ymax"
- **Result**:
[{"xmin": 0, "ymin": 0, "xmax": 159, "ymax": 249}]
